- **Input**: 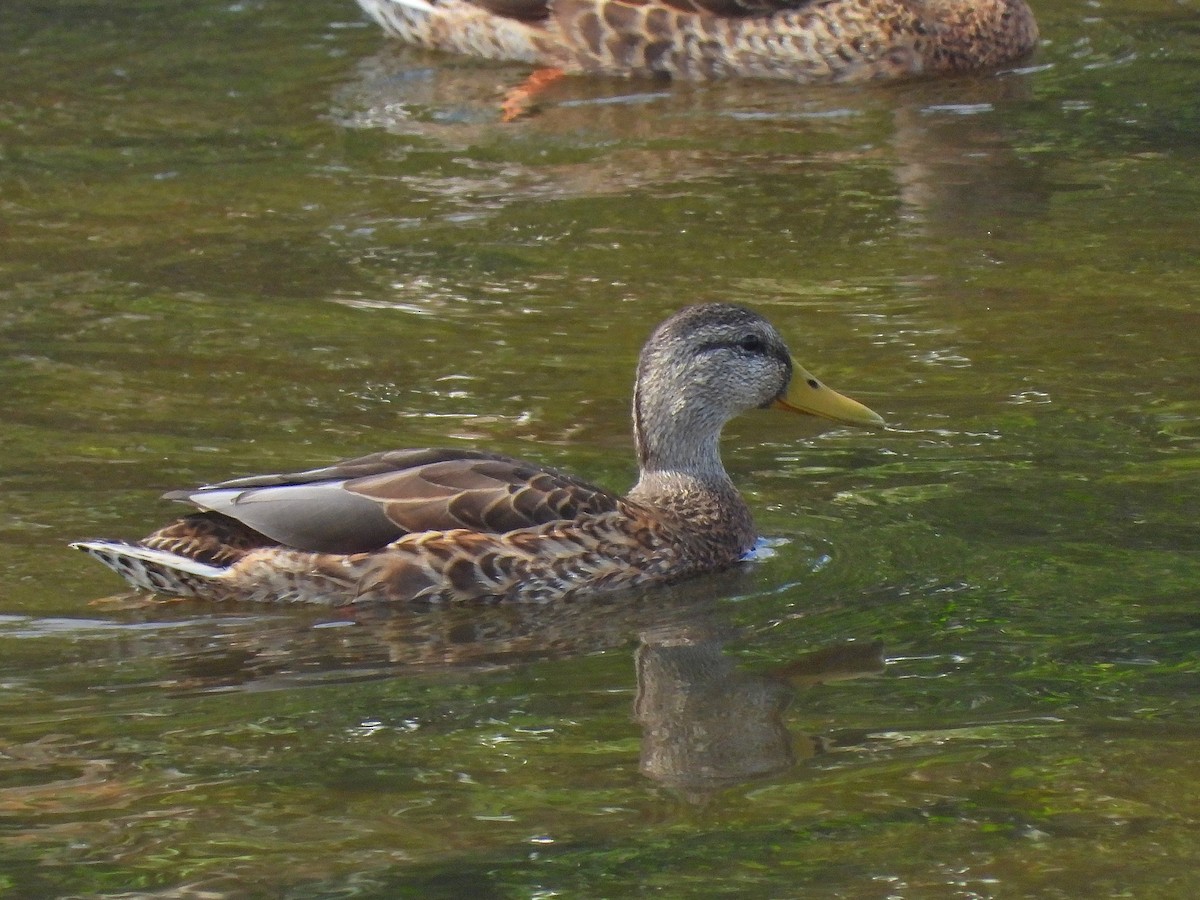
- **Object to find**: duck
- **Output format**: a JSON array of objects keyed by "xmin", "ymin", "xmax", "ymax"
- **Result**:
[
  {"xmin": 354, "ymin": 0, "xmax": 1039, "ymax": 85},
  {"xmin": 72, "ymin": 304, "xmax": 884, "ymax": 605}
]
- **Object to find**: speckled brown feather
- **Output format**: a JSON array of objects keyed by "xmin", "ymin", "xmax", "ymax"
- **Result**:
[
  {"xmin": 142, "ymin": 512, "xmax": 273, "ymax": 567},
  {"xmin": 71, "ymin": 304, "xmax": 880, "ymax": 605},
  {"xmin": 355, "ymin": 0, "xmax": 1038, "ymax": 82},
  {"xmin": 99, "ymin": 480, "xmax": 753, "ymax": 604},
  {"xmin": 347, "ymin": 452, "xmax": 619, "ymax": 534},
  {"xmin": 203, "ymin": 488, "xmax": 749, "ymax": 604},
  {"xmin": 157, "ymin": 448, "xmax": 619, "ymax": 554}
]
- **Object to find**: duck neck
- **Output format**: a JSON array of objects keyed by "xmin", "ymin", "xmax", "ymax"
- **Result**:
[
  {"xmin": 628, "ymin": 380, "xmax": 738, "ymax": 502},
  {"xmin": 627, "ymin": 385, "xmax": 756, "ymax": 556}
]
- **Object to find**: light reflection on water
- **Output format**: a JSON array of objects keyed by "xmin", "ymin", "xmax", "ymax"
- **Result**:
[{"xmin": 1, "ymin": 0, "xmax": 1199, "ymax": 894}]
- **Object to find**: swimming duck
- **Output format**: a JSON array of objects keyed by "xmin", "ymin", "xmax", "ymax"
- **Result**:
[
  {"xmin": 355, "ymin": 0, "xmax": 1038, "ymax": 84},
  {"xmin": 72, "ymin": 304, "xmax": 883, "ymax": 605}
]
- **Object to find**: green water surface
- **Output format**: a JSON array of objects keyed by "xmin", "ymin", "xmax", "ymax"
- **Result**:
[{"xmin": 1, "ymin": 0, "xmax": 1198, "ymax": 896}]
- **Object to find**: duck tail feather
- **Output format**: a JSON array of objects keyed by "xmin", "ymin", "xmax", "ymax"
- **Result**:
[{"xmin": 70, "ymin": 540, "xmax": 228, "ymax": 597}]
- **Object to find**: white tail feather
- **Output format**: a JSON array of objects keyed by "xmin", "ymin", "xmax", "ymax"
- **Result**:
[
  {"xmin": 357, "ymin": 0, "xmax": 436, "ymax": 25},
  {"xmin": 388, "ymin": 0, "xmax": 436, "ymax": 12},
  {"xmin": 71, "ymin": 541, "xmax": 228, "ymax": 597}
]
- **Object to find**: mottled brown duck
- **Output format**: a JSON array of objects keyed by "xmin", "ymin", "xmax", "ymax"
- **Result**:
[
  {"xmin": 72, "ymin": 304, "xmax": 883, "ymax": 605},
  {"xmin": 355, "ymin": 0, "xmax": 1038, "ymax": 83}
]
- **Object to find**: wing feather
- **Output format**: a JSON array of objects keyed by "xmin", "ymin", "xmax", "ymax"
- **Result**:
[
  {"xmin": 467, "ymin": 0, "xmax": 819, "ymax": 20},
  {"xmin": 164, "ymin": 448, "xmax": 622, "ymax": 554}
]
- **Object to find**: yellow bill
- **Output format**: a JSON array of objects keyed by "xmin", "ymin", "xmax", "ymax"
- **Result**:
[{"xmin": 771, "ymin": 357, "xmax": 885, "ymax": 428}]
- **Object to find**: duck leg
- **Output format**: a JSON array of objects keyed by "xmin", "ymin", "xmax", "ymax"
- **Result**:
[{"xmin": 500, "ymin": 67, "xmax": 565, "ymax": 121}]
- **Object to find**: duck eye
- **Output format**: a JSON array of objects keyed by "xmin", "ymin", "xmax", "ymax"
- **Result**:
[{"xmin": 739, "ymin": 335, "xmax": 766, "ymax": 354}]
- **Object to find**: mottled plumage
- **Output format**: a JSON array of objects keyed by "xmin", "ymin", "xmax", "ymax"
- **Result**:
[
  {"xmin": 72, "ymin": 304, "xmax": 883, "ymax": 605},
  {"xmin": 356, "ymin": 0, "xmax": 1038, "ymax": 82}
]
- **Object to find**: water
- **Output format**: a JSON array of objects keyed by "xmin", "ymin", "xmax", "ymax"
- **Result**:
[{"xmin": 2, "ymin": 0, "xmax": 1199, "ymax": 895}]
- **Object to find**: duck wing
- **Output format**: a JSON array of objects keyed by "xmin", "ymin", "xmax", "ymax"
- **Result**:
[
  {"xmin": 470, "ymin": 0, "xmax": 816, "ymax": 21},
  {"xmin": 645, "ymin": 0, "xmax": 819, "ymax": 16},
  {"xmin": 164, "ymin": 448, "xmax": 622, "ymax": 554}
]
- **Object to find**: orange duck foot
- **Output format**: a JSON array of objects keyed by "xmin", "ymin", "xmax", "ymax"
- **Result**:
[{"xmin": 500, "ymin": 67, "xmax": 565, "ymax": 122}]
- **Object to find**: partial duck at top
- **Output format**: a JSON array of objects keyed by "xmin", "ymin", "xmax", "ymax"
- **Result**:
[
  {"xmin": 354, "ymin": 0, "xmax": 1039, "ymax": 84},
  {"xmin": 72, "ymin": 304, "xmax": 883, "ymax": 605}
]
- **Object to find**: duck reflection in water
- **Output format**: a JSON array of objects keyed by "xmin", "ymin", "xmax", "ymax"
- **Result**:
[
  {"xmin": 147, "ymin": 578, "xmax": 884, "ymax": 799},
  {"xmin": 635, "ymin": 625, "xmax": 884, "ymax": 799}
]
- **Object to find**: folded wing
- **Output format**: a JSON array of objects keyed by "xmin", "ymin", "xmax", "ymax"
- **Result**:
[
  {"xmin": 469, "ymin": 0, "xmax": 818, "ymax": 20},
  {"xmin": 165, "ymin": 448, "xmax": 622, "ymax": 554}
]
